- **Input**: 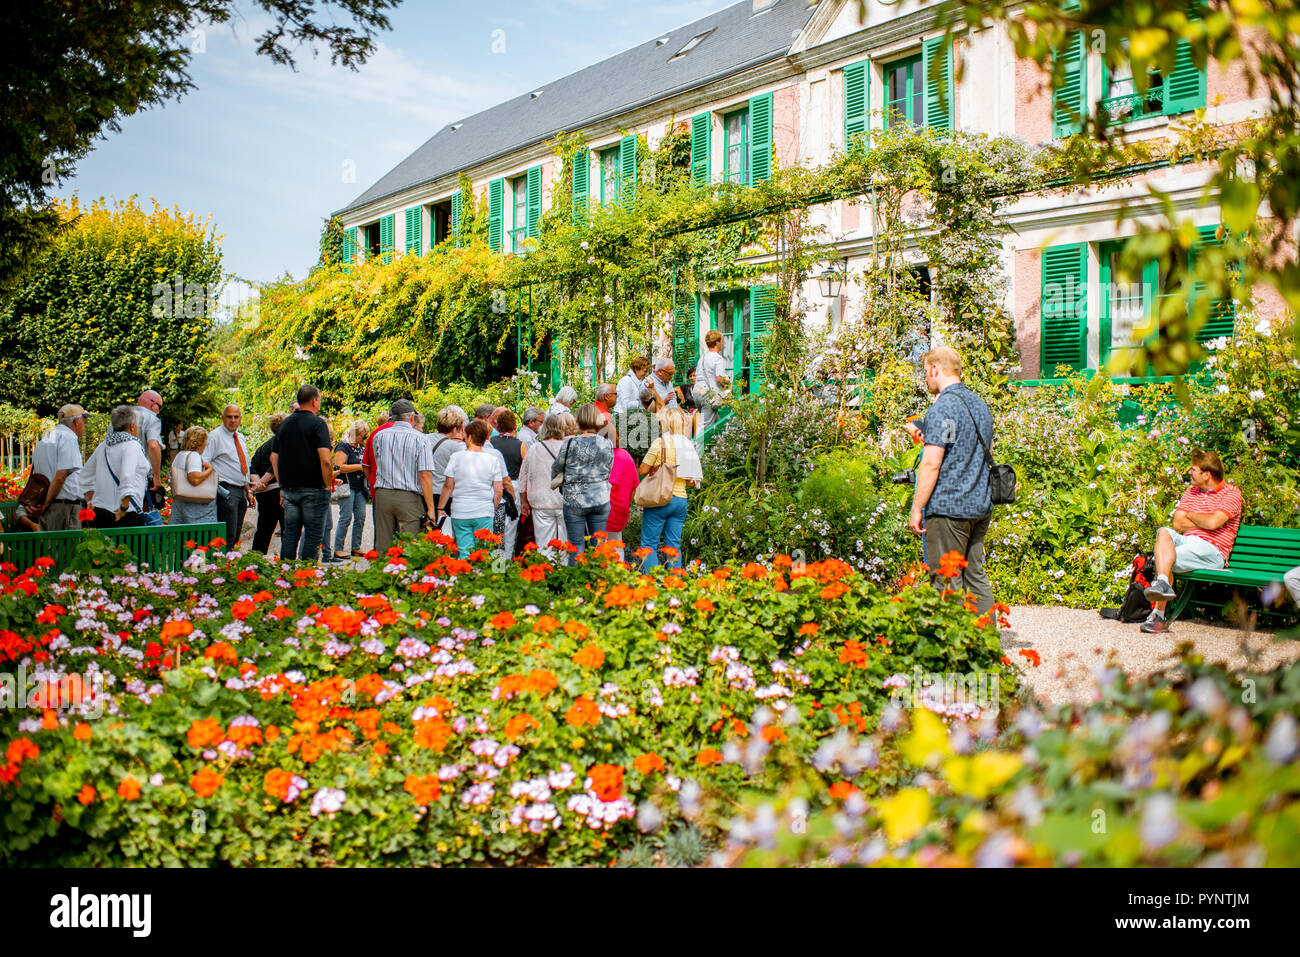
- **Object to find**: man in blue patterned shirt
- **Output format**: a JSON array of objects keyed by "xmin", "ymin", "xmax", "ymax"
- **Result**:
[{"xmin": 906, "ymin": 347, "xmax": 996, "ymax": 614}]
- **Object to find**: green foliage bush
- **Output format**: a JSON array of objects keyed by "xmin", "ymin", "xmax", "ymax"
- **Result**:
[{"xmin": 0, "ymin": 197, "xmax": 222, "ymax": 426}]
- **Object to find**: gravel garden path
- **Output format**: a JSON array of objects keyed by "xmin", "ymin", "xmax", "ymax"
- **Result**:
[{"xmin": 1003, "ymin": 605, "xmax": 1300, "ymax": 707}]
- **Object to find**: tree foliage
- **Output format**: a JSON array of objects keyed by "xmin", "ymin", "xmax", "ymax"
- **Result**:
[{"xmin": 0, "ymin": 197, "xmax": 224, "ymax": 426}]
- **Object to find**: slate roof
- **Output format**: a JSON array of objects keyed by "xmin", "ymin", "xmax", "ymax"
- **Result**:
[{"xmin": 335, "ymin": 0, "xmax": 817, "ymax": 218}]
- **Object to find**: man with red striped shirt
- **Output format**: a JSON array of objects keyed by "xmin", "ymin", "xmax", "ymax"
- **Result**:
[{"xmin": 1141, "ymin": 450, "xmax": 1243, "ymax": 633}]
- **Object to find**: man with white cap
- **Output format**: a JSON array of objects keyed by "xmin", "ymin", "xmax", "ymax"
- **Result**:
[{"xmin": 32, "ymin": 404, "xmax": 90, "ymax": 531}]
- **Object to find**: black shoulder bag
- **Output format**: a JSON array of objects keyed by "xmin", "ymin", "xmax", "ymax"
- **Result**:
[{"xmin": 954, "ymin": 392, "xmax": 1017, "ymax": 506}]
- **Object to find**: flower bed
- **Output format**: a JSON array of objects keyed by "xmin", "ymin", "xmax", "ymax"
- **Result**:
[{"xmin": 0, "ymin": 531, "xmax": 1012, "ymax": 867}]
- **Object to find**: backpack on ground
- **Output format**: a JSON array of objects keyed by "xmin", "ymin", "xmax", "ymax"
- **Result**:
[{"xmin": 1099, "ymin": 552, "xmax": 1156, "ymax": 623}]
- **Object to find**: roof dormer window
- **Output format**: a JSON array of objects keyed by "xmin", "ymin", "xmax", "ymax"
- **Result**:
[{"xmin": 670, "ymin": 29, "xmax": 714, "ymax": 61}]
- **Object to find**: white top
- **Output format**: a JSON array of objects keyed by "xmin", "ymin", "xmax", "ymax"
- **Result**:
[
  {"xmin": 518, "ymin": 437, "xmax": 564, "ymax": 511},
  {"xmin": 650, "ymin": 375, "xmax": 678, "ymax": 408},
  {"xmin": 519, "ymin": 425, "xmax": 538, "ymax": 448},
  {"xmin": 695, "ymin": 350, "xmax": 729, "ymax": 406},
  {"xmin": 614, "ymin": 371, "xmax": 646, "ymax": 413},
  {"xmin": 546, "ymin": 401, "xmax": 570, "ymax": 418},
  {"xmin": 33, "ymin": 424, "xmax": 84, "ymax": 500},
  {"xmin": 429, "ymin": 436, "xmax": 466, "ymax": 495},
  {"xmin": 83, "ymin": 438, "xmax": 151, "ymax": 513},
  {"xmin": 202, "ymin": 425, "xmax": 251, "ymax": 486},
  {"xmin": 444, "ymin": 448, "xmax": 506, "ymax": 519}
]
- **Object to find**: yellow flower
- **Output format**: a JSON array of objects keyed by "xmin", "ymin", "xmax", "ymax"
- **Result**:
[
  {"xmin": 876, "ymin": 788, "xmax": 930, "ymax": 845},
  {"xmin": 899, "ymin": 709, "xmax": 952, "ymax": 768}
]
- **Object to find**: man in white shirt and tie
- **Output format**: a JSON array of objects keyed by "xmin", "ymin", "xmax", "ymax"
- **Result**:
[
  {"xmin": 203, "ymin": 404, "xmax": 254, "ymax": 546},
  {"xmin": 614, "ymin": 357, "xmax": 650, "ymax": 413},
  {"xmin": 32, "ymin": 404, "xmax": 90, "ymax": 531}
]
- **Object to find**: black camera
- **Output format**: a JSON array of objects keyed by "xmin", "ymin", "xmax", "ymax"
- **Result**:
[{"xmin": 891, "ymin": 468, "xmax": 917, "ymax": 485}]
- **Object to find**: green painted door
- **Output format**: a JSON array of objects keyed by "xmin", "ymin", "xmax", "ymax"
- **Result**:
[{"xmin": 711, "ymin": 291, "xmax": 751, "ymax": 395}]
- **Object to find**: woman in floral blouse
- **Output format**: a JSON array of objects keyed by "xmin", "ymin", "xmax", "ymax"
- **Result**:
[{"xmin": 551, "ymin": 403, "xmax": 614, "ymax": 562}]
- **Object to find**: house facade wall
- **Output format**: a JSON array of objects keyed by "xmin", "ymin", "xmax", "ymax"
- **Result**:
[{"xmin": 339, "ymin": 0, "xmax": 1283, "ymax": 384}]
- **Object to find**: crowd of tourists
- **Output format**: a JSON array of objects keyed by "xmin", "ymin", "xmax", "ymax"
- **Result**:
[
  {"xmin": 18, "ymin": 352, "xmax": 715, "ymax": 572},
  {"xmin": 18, "ymin": 343, "xmax": 1292, "ymax": 631}
]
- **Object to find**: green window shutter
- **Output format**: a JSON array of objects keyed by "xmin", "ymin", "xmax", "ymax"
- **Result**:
[
  {"xmin": 672, "ymin": 293, "xmax": 699, "ymax": 376},
  {"xmin": 844, "ymin": 60, "xmax": 868, "ymax": 149},
  {"xmin": 691, "ymin": 112, "xmax": 711, "ymax": 187},
  {"xmin": 488, "ymin": 179, "xmax": 504, "ymax": 253},
  {"xmin": 922, "ymin": 36, "xmax": 953, "ymax": 132},
  {"xmin": 1189, "ymin": 224, "xmax": 1235, "ymax": 342},
  {"xmin": 748, "ymin": 92, "xmax": 773, "ymax": 186},
  {"xmin": 343, "ymin": 227, "xmax": 357, "ymax": 264},
  {"xmin": 571, "ymin": 149, "xmax": 589, "ymax": 226},
  {"xmin": 1052, "ymin": 31, "xmax": 1087, "ymax": 137},
  {"xmin": 379, "ymin": 214, "xmax": 395, "ymax": 263},
  {"xmin": 526, "ymin": 166, "xmax": 542, "ymax": 241},
  {"xmin": 619, "ymin": 134, "xmax": 638, "ymax": 207},
  {"xmin": 1040, "ymin": 243, "xmax": 1089, "ymax": 376},
  {"xmin": 1163, "ymin": 35, "xmax": 1206, "ymax": 115},
  {"xmin": 748, "ymin": 284, "xmax": 778, "ymax": 395},
  {"xmin": 450, "ymin": 192, "xmax": 463, "ymax": 247},
  {"xmin": 404, "ymin": 206, "xmax": 421, "ymax": 256}
]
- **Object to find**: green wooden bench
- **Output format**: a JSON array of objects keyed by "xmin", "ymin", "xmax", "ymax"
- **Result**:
[
  {"xmin": 0, "ymin": 522, "xmax": 225, "ymax": 575},
  {"xmin": 1167, "ymin": 525, "xmax": 1300, "ymax": 623}
]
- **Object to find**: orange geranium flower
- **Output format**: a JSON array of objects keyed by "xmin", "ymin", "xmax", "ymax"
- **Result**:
[
  {"xmin": 187, "ymin": 717, "xmax": 225, "ymax": 749},
  {"xmin": 117, "ymin": 776, "xmax": 141, "ymax": 800},
  {"xmin": 937, "ymin": 550, "xmax": 970, "ymax": 579},
  {"xmin": 404, "ymin": 773, "xmax": 441, "ymax": 806},
  {"xmin": 572, "ymin": 644, "xmax": 605, "ymax": 669},
  {"xmin": 532, "ymin": 615, "xmax": 561, "ymax": 634},
  {"xmin": 489, "ymin": 611, "xmax": 516, "ymax": 630},
  {"xmin": 504, "ymin": 713, "xmax": 540, "ymax": 741},
  {"xmin": 563, "ymin": 620, "xmax": 590, "ymax": 639},
  {"xmin": 231, "ymin": 599, "xmax": 256, "ymax": 620},
  {"xmin": 75, "ymin": 783, "xmax": 96, "ymax": 805},
  {"xmin": 520, "ymin": 564, "xmax": 550, "ymax": 582},
  {"xmin": 798, "ymin": 622, "xmax": 819, "ymax": 636},
  {"xmin": 761, "ymin": 724, "xmax": 787, "ymax": 743},
  {"xmin": 160, "ymin": 619, "xmax": 194, "ymax": 640},
  {"xmin": 413, "ymin": 716, "xmax": 453, "ymax": 751},
  {"xmin": 190, "ymin": 768, "xmax": 224, "ymax": 798},
  {"xmin": 588, "ymin": 763, "xmax": 624, "ymax": 802},
  {"xmin": 820, "ymin": 582, "xmax": 850, "ymax": 601},
  {"xmin": 564, "ymin": 696, "xmax": 601, "ymax": 728},
  {"xmin": 1018, "ymin": 648, "xmax": 1042, "ymax": 668},
  {"xmin": 604, "ymin": 584, "xmax": 638, "ymax": 608},
  {"xmin": 740, "ymin": 563, "xmax": 767, "ymax": 580},
  {"xmin": 264, "ymin": 769, "xmax": 293, "ymax": 801},
  {"xmin": 204, "ymin": 641, "xmax": 238, "ymax": 667},
  {"xmin": 73, "ymin": 723, "xmax": 92, "ymax": 741},
  {"xmin": 828, "ymin": 781, "xmax": 858, "ymax": 800},
  {"xmin": 696, "ymin": 748, "xmax": 724, "ymax": 767},
  {"xmin": 633, "ymin": 752, "xmax": 665, "ymax": 775},
  {"xmin": 693, "ymin": 597, "xmax": 715, "ymax": 613},
  {"xmin": 525, "ymin": 669, "xmax": 557, "ymax": 696},
  {"xmin": 839, "ymin": 640, "xmax": 870, "ymax": 669}
]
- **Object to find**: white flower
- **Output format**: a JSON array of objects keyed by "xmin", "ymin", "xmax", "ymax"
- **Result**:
[
  {"xmin": 1248, "ymin": 389, "xmax": 1265, "ymax": 402},
  {"xmin": 1254, "ymin": 318, "xmax": 1272, "ymax": 336},
  {"xmin": 1216, "ymin": 384, "xmax": 1230, "ymax": 394}
]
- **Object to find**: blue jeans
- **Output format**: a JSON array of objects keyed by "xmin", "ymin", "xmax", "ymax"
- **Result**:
[
  {"xmin": 452, "ymin": 515, "xmax": 492, "ymax": 559},
  {"xmin": 563, "ymin": 501, "xmax": 610, "ymax": 564},
  {"xmin": 281, "ymin": 487, "xmax": 330, "ymax": 562},
  {"xmin": 335, "ymin": 489, "xmax": 367, "ymax": 552},
  {"xmin": 141, "ymin": 507, "xmax": 164, "ymax": 527},
  {"xmin": 640, "ymin": 495, "xmax": 688, "ymax": 570}
]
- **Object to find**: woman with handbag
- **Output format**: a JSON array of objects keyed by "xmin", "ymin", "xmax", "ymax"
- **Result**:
[
  {"xmin": 636, "ymin": 408, "xmax": 703, "ymax": 571},
  {"xmin": 332, "ymin": 420, "xmax": 370, "ymax": 559},
  {"xmin": 518, "ymin": 413, "xmax": 572, "ymax": 560},
  {"xmin": 551, "ymin": 404, "xmax": 613, "ymax": 563},
  {"xmin": 169, "ymin": 427, "xmax": 218, "ymax": 525}
]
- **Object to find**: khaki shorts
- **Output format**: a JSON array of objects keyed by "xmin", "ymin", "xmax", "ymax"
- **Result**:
[{"xmin": 1161, "ymin": 527, "xmax": 1226, "ymax": 573}]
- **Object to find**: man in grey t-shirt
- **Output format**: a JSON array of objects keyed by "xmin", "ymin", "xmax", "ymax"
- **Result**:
[
  {"xmin": 134, "ymin": 389, "xmax": 165, "ymax": 526},
  {"xmin": 906, "ymin": 347, "xmax": 996, "ymax": 615}
]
